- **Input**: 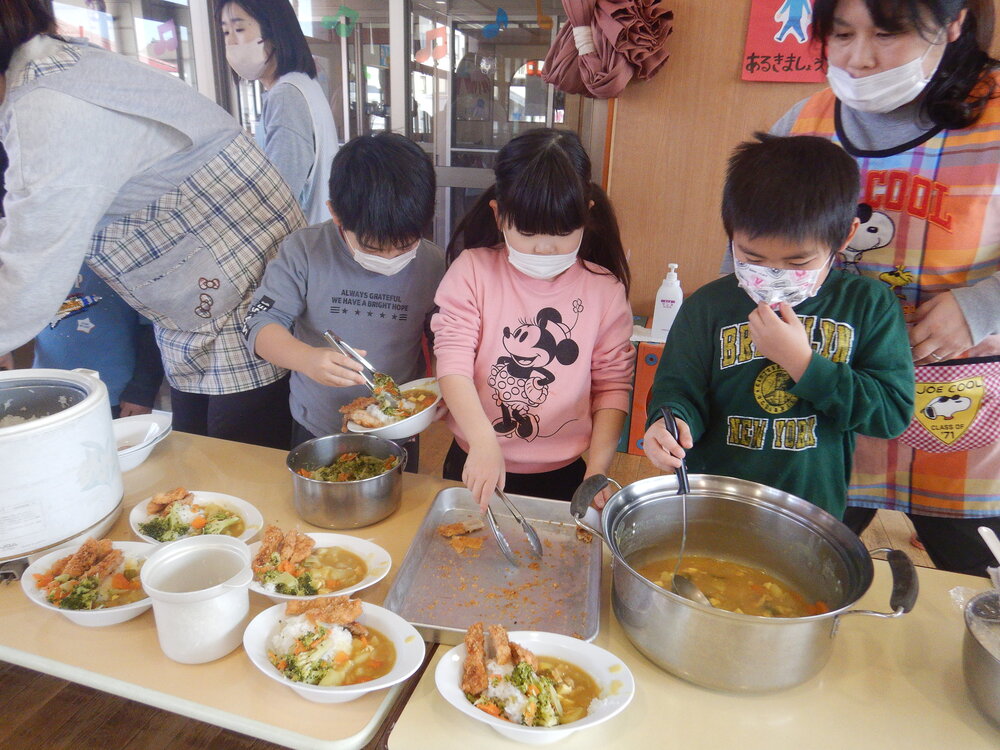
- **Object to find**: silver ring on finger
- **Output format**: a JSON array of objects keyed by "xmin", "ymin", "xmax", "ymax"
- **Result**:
[{"xmin": 930, "ymin": 352, "xmax": 942, "ymax": 361}]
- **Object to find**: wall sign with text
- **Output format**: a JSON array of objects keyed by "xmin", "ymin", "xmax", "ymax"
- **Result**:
[{"xmin": 741, "ymin": 0, "xmax": 825, "ymax": 83}]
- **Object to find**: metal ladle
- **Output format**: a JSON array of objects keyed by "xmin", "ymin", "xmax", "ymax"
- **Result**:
[{"xmin": 659, "ymin": 406, "xmax": 713, "ymax": 608}]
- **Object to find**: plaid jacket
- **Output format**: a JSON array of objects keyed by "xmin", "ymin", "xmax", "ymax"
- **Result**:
[{"xmin": 8, "ymin": 37, "xmax": 305, "ymax": 394}]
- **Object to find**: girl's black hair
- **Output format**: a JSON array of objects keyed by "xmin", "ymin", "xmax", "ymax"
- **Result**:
[
  {"xmin": 0, "ymin": 0, "xmax": 56, "ymax": 74},
  {"xmin": 215, "ymin": 0, "xmax": 316, "ymax": 81},
  {"xmin": 446, "ymin": 128, "xmax": 630, "ymax": 294},
  {"xmin": 812, "ymin": 0, "xmax": 999, "ymax": 129},
  {"xmin": 328, "ymin": 132, "xmax": 436, "ymax": 250}
]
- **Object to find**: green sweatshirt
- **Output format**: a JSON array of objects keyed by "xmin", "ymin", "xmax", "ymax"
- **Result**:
[{"xmin": 647, "ymin": 269, "xmax": 915, "ymax": 518}]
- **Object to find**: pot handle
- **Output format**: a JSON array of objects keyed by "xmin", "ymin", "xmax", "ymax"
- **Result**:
[
  {"xmin": 569, "ymin": 474, "xmax": 621, "ymax": 542},
  {"xmin": 842, "ymin": 548, "xmax": 919, "ymax": 619}
]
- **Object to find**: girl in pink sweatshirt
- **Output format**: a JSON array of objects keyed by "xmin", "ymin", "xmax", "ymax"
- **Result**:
[{"xmin": 432, "ymin": 129, "xmax": 635, "ymax": 509}]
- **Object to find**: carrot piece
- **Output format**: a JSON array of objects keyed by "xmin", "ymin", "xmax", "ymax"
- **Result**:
[
  {"xmin": 110, "ymin": 573, "xmax": 132, "ymax": 590},
  {"xmin": 334, "ymin": 651, "xmax": 350, "ymax": 665},
  {"xmin": 277, "ymin": 659, "xmax": 287, "ymax": 670},
  {"xmin": 189, "ymin": 515, "xmax": 207, "ymax": 530},
  {"xmin": 297, "ymin": 468, "xmax": 311, "ymax": 478},
  {"xmin": 477, "ymin": 703, "xmax": 502, "ymax": 717},
  {"xmin": 33, "ymin": 573, "xmax": 54, "ymax": 588}
]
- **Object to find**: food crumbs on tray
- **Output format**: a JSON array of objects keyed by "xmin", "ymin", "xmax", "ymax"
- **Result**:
[
  {"xmin": 437, "ymin": 519, "xmax": 485, "ymax": 538},
  {"xmin": 528, "ymin": 562, "xmax": 540, "ymax": 571},
  {"xmin": 576, "ymin": 527, "xmax": 593, "ymax": 543},
  {"xmin": 449, "ymin": 536, "xmax": 484, "ymax": 554}
]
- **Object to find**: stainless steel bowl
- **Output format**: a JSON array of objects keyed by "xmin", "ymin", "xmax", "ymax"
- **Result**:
[
  {"xmin": 964, "ymin": 589, "xmax": 1000, "ymax": 728},
  {"xmin": 287, "ymin": 434, "xmax": 405, "ymax": 529}
]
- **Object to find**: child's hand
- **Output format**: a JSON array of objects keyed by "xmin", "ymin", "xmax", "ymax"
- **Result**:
[
  {"xmin": 303, "ymin": 347, "xmax": 367, "ymax": 387},
  {"xmin": 464, "ymin": 439, "xmax": 505, "ymax": 512},
  {"xmin": 747, "ymin": 301, "xmax": 813, "ymax": 381},
  {"xmin": 643, "ymin": 416, "xmax": 692, "ymax": 473}
]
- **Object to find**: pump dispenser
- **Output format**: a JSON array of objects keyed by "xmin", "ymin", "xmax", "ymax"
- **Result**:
[{"xmin": 651, "ymin": 263, "xmax": 683, "ymax": 339}]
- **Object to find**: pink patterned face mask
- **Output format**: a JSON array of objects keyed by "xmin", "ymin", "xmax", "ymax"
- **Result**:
[{"xmin": 732, "ymin": 246, "xmax": 833, "ymax": 308}]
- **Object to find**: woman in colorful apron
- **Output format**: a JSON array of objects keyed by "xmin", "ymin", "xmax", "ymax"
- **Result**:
[
  {"xmin": 773, "ymin": 0, "xmax": 1000, "ymax": 575},
  {"xmin": 0, "ymin": 0, "xmax": 306, "ymax": 448},
  {"xmin": 217, "ymin": 0, "xmax": 339, "ymax": 226}
]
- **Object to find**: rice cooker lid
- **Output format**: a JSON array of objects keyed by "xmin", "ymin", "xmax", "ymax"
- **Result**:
[{"xmin": 0, "ymin": 369, "xmax": 105, "ymax": 433}]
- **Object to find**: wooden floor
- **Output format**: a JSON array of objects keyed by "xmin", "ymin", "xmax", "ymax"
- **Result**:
[{"xmin": 0, "ymin": 420, "xmax": 934, "ymax": 750}]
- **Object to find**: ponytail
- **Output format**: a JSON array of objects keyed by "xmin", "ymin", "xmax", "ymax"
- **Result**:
[
  {"xmin": 924, "ymin": 1, "xmax": 999, "ymax": 130},
  {"xmin": 582, "ymin": 183, "xmax": 630, "ymax": 295},
  {"xmin": 446, "ymin": 186, "xmax": 501, "ymax": 264}
]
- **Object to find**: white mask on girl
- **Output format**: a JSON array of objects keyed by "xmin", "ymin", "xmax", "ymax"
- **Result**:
[
  {"xmin": 826, "ymin": 35, "xmax": 943, "ymax": 114},
  {"xmin": 225, "ymin": 38, "xmax": 269, "ymax": 81},
  {"xmin": 504, "ymin": 234, "xmax": 581, "ymax": 279},
  {"xmin": 732, "ymin": 247, "xmax": 833, "ymax": 308}
]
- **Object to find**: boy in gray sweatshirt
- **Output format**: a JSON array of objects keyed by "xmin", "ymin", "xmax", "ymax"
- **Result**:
[{"xmin": 243, "ymin": 133, "xmax": 444, "ymax": 454}]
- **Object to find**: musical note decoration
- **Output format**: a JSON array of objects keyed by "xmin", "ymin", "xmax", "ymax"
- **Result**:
[
  {"xmin": 483, "ymin": 8, "xmax": 508, "ymax": 39},
  {"xmin": 414, "ymin": 26, "xmax": 448, "ymax": 64},
  {"xmin": 321, "ymin": 5, "xmax": 359, "ymax": 38},
  {"xmin": 535, "ymin": 0, "xmax": 554, "ymax": 30},
  {"xmin": 149, "ymin": 19, "xmax": 177, "ymax": 57}
]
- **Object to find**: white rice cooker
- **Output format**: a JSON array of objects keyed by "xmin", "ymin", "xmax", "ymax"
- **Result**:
[{"xmin": 0, "ymin": 368, "xmax": 123, "ymax": 580}]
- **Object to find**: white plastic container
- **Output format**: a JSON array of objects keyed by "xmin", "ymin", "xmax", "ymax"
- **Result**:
[
  {"xmin": 650, "ymin": 263, "xmax": 683, "ymax": 339},
  {"xmin": 141, "ymin": 535, "xmax": 252, "ymax": 664},
  {"xmin": 0, "ymin": 368, "xmax": 122, "ymax": 570}
]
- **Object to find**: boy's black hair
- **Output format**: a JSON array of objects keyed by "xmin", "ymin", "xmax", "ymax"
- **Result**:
[
  {"xmin": 0, "ymin": 0, "xmax": 56, "ymax": 74},
  {"xmin": 446, "ymin": 128, "xmax": 630, "ymax": 294},
  {"xmin": 722, "ymin": 133, "xmax": 860, "ymax": 254},
  {"xmin": 328, "ymin": 133, "xmax": 436, "ymax": 250},
  {"xmin": 812, "ymin": 0, "xmax": 999, "ymax": 130},
  {"xmin": 215, "ymin": 0, "xmax": 316, "ymax": 81}
]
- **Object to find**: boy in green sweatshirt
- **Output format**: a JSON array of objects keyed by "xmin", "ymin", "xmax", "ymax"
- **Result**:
[{"xmin": 643, "ymin": 134, "xmax": 914, "ymax": 519}]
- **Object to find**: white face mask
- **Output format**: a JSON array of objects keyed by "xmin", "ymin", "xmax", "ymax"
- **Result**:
[
  {"xmin": 346, "ymin": 234, "xmax": 419, "ymax": 276},
  {"xmin": 732, "ymin": 247, "xmax": 833, "ymax": 308},
  {"xmin": 225, "ymin": 38, "xmax": 269, "ymax": 81},
  {"xmin": 504, "ymin": 234, "xmax": 581, "ymax": 280},
  {"xmin": 826, "ymin": 36, "xmax": 943, "ymax": 114}
]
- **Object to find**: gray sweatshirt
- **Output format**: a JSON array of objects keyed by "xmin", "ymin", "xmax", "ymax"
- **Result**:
[{"xmin": 243, "ymin": 222, "xmax": 445, "ymax": 436}]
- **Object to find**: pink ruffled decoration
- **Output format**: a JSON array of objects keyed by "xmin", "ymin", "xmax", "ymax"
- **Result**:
[
  {"xmin": 595, "ymin": 0, "xmax": 673, "ymax": 81},
  {"xmin": 542, "ymin": 0, "xmax": 673, "ymax": 99}
]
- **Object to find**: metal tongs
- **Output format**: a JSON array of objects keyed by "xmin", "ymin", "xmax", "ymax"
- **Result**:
[
  {"xmin": 486, "ymin": 488, "xmax": 544, "ymax": 567},
  {"xmin": 323, "ymin": 330, "xmax": 400, "ymax": 410}
]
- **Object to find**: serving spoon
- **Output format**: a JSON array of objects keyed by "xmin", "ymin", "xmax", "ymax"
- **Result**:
[{"xmin": 660, "ymin": 406, "xmax": 713, "ymax": 608}]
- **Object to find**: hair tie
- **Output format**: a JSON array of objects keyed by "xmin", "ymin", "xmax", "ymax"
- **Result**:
[{"xmin": 572, "ymin": 26, "xmax": 596, "ymax": 55}]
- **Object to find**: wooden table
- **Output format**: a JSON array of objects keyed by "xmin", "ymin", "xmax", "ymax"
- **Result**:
[
  {"xmin": 0, "ymin": 432, "xmax": 447, "ymax": 750},
  {"xmin": 389, "ymin": 546, "xmax": 999, "ymax": 748},
  {"xmin": 3, "ymin": 431, "xmax": 999, "ymax": 749}
]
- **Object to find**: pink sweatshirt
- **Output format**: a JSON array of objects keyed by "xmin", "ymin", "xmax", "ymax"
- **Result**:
[{"xmin": 432, "ymin": 248, "xmax": 635, "ymax": 474}]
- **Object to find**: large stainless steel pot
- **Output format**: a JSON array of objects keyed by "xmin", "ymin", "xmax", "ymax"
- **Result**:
[
  {"xmin": 964, "ymin": 589, "xmax": 1000, "ymax": 728},
  {"xmin": 572, "ymin": 474, "xmax": 918, "ymax": 692},
  {"xmin": 287, "ymin": 434, "xmax": 405, "ymax": 529},
  {"xmin": 0, "ymin": 368, "xmax": 123, "ymax": 579}
]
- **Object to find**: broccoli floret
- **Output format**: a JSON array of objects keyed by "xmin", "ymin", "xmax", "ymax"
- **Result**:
[
  {"xmin": 510, "ymin": 661, "xmax": 534, "ymax": 691},
  {"xmin": 535, "ymin": 681, "xmax": 562, "ymax": 727},
  {"xmin": 58, "ymin": 578, "xmax": 101, "ymax": 610},
  {"xmin": 295, "ymin": 572, "xmax": 319, "ymax": 596},
  {"xmin": 262, "ymin": 569, "xmax": 299, "ymax": 594},
  {"xmin": 203, "ymin": 514, "xmax": 240, "ymax": 535},
  {"xmin": 138, "ymin": 515, "xmax": 175, "ymax": 542},
  {"xmin": 140, "ymin": 503, "xmax": 191, "ymax": 541}
]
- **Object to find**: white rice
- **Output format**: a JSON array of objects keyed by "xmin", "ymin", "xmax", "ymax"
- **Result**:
[
  {"xmin": 480, "ymin": 660, "xmax": 528, "ymax": 724},
  {"xmin": 270, "ymin": 614, "xmax": 352, "ymax": 658}
]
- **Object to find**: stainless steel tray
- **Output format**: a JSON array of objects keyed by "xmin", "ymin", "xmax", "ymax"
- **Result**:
[{"xmin": 384, "ymin": 487, "xmax": 602, "ymax": 645}]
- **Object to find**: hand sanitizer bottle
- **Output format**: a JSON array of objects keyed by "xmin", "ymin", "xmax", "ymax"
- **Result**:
[{"xmin": 651, "ymin": 263, "xmax": 683, "ymax": 339}]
